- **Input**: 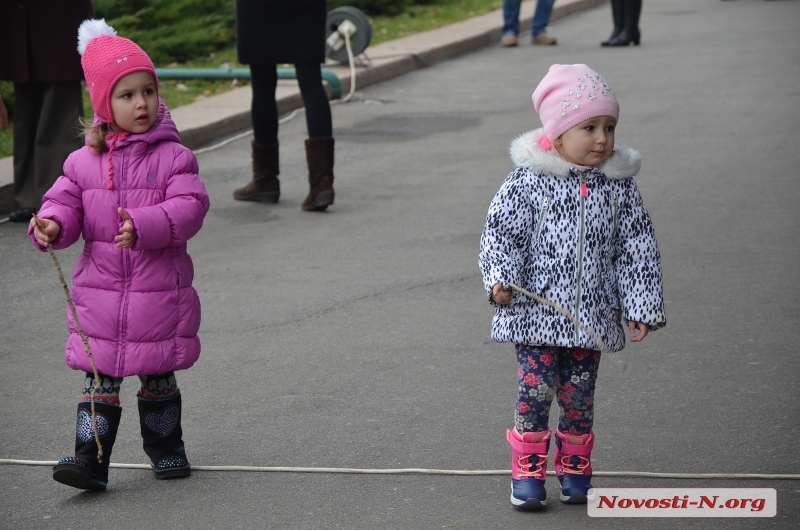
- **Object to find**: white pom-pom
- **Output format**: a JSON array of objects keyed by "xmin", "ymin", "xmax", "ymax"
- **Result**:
[{"xmin": 77, "ymin": 19, "xmax": 117, "ymax": 55}]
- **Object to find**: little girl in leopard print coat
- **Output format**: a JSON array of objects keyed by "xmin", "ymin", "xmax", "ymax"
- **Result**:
[{"xmin": 478, "ymin": 64, "xmax": 665, "ymax": 511}]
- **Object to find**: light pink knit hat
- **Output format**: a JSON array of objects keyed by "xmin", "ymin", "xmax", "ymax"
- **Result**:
[
  {"xmin": 77, "ymin": 19, "xmax": 158, "ymax": 125},
  {"xmin": 532, "ymin": 64, "xmax": 619, "ymax": 144}
]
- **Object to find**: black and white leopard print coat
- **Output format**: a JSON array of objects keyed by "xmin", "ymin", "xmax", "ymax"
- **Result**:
[{"xmin": 479, "ymin": 128, "xmax": 666, "ymax": 352}]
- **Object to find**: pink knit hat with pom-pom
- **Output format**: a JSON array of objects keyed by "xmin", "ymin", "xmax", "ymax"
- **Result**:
[
  {"xmin": 77, "ymin": 19, "xmax": 158, "ymax": 125},
  {"xmin": 532, "ymin": 64, "xmax": 619, "ymax": 145}
]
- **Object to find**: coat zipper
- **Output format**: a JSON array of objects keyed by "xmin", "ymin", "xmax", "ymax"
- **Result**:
[
  {"xmin": 574, "ymin": 171, "xmax": 588, "ymax": 344},
  {"xmin": 118, "ymin": 147, "xmax": 130, "ymax": 374}
]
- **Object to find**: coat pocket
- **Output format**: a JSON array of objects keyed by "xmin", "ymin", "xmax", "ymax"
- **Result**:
[
  {"xmin": 73, "ymin": 245, "xmax": 91, "ymax": 281},
  {"xmin": 602, "ymin": 270, "xmax": 621, "ymax": 312},
  {"xmin": 534, "ymin": 195, "xmax": 552, "ymax": 245},
  {"xmin": 169, "ymin": 251, "xmax": 195, "ymax": 289},
  {"xmin": 518, "ymin": 256, "xmax": 556, "ymax": 305}
]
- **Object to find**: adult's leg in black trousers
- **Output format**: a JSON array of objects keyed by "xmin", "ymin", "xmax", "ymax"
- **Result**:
[
  {"xmin": 248, "ymin": 64, "xmax": 279, "ymax": 146},
  {"xmin": 232, "ymin": 63, "xmax": 281, "ymax": 203},
  {"xmin": 295, "ymin": 63, "xmax": 332, "ymax": 139},
  {"xmin": 295, "ymin": 63, "xmax": 335, "ymax": 211}
]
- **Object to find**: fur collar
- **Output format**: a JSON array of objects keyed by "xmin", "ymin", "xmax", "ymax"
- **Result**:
[{"xmin": 509, "ymin": 128, "xmax": 641, "ymax": 180}]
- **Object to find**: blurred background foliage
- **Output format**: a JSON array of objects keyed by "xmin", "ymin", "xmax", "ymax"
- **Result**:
[{"xmin": 94, "ymin": 0, "xmax": 236, "ymax": 64}]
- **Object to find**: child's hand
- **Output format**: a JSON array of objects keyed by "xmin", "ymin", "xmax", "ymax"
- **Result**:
[
  {"xmin": 115, "ymin": 207, "xmax": 136, "ymax": 248},
  {"xmin": 628, "ymin": 320, "xmax": 649, "ymax": 342},
  {"xmin": 492, "ymin": 283, "xmax": 513, "ymax": 305},
  {"xmin": 30, "ymin": 216, "xmax": 61, "ymax": 246}
]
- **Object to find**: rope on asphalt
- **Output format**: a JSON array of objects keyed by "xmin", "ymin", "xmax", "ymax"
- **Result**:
[{"xmin": 1, "ymin": 460, "xmax": 798, "ymax": 480}]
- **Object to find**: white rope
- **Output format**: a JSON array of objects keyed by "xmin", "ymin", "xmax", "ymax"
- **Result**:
[
  {"xmin": 340, "ymin": 29, "xmax": 357, "ymax": 103},
  {"xmin": 1, "ymin": 459, "xmax": 797, "ymax": 480},
  {"xmin": 193, "ymin": 129, "xmax": 255, "ymax": 154}
]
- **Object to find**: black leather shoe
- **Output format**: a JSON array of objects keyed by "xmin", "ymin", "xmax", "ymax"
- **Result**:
[{"xmin": 8, "ymin": 207, "xmax": 37, "ymax": 223}]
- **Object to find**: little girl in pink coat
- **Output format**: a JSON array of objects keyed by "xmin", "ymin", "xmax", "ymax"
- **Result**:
[{"xmin": 29, "ymin": 19, "xmax": 210, "ymax": 491}]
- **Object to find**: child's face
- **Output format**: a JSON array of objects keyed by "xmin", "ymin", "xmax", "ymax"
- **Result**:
[
  {"xmin": 556, "ymin": 116, "xmax": 616, "ymax": 167},
  {"xmin": 110, "ymin": 71, "xmax": 158, "ymax": 134}
]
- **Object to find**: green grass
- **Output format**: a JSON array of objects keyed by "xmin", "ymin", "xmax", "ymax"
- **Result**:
[
  {"xmin": 369, "ymin": 0, "xmax": 502, "ymax": 42},
  {"xmin": 0, "ymin": 0, "xmax": 503, "ymax": 158}
]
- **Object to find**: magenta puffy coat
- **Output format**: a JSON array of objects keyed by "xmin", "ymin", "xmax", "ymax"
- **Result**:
[{"xmin": 29, "ymin": 101, "xmax": 210, "ymax": 377}]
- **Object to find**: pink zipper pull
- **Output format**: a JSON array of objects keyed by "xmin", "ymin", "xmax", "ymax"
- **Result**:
[{"xmin": 581, "ymin": 183, "xmax": 588, "ymax": 198}]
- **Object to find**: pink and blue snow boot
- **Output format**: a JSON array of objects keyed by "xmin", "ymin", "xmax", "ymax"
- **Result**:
[
  {"xmin": 507, "ymin": 428, "xmax": 551, "ymax": 510},
  {"xmin": 554, "ymin": 430, "xmax": 595, "ymax": 504}
]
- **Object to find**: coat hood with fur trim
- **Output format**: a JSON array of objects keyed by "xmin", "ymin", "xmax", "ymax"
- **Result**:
[{"xmin": 509, "ymin": 128, "xmax": 641, "ymax": 180}]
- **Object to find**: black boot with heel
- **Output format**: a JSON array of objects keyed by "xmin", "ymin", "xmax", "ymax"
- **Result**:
[
  {"xmin": 604, "ymin": 0, "xmax": 642, "ymax": 47},
  {"xmin": 601, "ymin": 0, "xmax": 624, "ymax": 45}
]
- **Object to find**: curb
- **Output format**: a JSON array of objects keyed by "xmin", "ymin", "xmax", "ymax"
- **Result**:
[
  {"xmin": 0, "ymin": 0, "xmax": 606, "ymax": 217},
  {"xmin": 174, "ymin": 0, "xmax": 606, "ymax": 150}
]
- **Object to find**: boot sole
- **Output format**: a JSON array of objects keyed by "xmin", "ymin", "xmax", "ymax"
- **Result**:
[
  {"xmin": 301, "ymin": 191, "xmax": 335, "ymax": 212},
  {"xmin": 52, "ymin": 463, "xmax": 107, "ymax": 491},
  {"xmin": 510, "ymin": 484, "xmax": 547, "ymax": 510},
  {"xmin": 232, "ymin": 192, "xmax": 280, "ymax": 203},
  {"xmin": 152, "ymin": 462, "xmax": 191, "ymax": 480},
  {"xmin": 557, "ymin": 475, "xmax": 593, "ymax": 503},
  {"xmin": 559, "ymin": 491, "xmax": 588, "ymax": 504},
  {"xmin": 510, "ymin": 495, "xmax": 547, "ymax": 510}
]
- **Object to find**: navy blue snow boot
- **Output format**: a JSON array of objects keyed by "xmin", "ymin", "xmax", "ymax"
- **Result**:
[
  {"xmin": 507, "ymin": 428, "xmax": 551, "ymax": 510},
  {"xmin": 52, "ymin": 401, "xmax": 122, "ymax": 491},
  {"xmin": 137, "ymin": 392, "xmax": 191, "ymax": 479},
  {"xmin": 555, "ymin": 430, "xmax": 595, "ymax": 504}
]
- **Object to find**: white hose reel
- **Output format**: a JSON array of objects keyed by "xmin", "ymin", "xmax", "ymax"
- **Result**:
[{"xmin": 325, "ymin": 6, "xmax": 372, "ymax": 63}]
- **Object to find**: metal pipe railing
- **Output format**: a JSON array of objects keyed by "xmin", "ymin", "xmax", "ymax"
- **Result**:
[{"xmin": 154, "ymin": 68, "xmax": 342, "ymax": 99}]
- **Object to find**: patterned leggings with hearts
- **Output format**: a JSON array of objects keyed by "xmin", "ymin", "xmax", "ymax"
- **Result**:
[{"xmin": 81, "ymin": 371, "xmax": 179, "ymax": 406}]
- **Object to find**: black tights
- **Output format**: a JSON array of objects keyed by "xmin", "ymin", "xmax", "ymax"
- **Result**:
[{"xmin": 250, "ymin": 63, "xmax": 333, "ymax": 146}]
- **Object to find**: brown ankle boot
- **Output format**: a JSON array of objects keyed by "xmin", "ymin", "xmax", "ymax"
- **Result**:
[
  {"xmin": 301, "ymin": 137, "xmax": 335, "ymax": 211},
  {"xmin": 233, "ymin": 141, "xmax": 280, "ymax": 202}
]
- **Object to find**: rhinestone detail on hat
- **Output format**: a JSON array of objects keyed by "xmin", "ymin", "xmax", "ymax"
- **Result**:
[{"xmin": 557, "ymin": 72, "xmax": 614, "ymax": 120}]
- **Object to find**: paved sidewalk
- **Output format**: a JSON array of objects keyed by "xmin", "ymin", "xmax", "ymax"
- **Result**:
[{"xmin": 0, "ymin": 0, "xmax": 603, "ymax": 216}]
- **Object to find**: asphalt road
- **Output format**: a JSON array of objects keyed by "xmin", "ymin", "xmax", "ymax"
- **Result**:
[{"xmin": 1, "ymin": 0, "xmax": 799, "ymax": 528}]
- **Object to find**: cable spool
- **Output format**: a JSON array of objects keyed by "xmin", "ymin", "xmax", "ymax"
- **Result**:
[{"xmin": 325, "ymin": 6, "xmax": 372, "ymax": 63}]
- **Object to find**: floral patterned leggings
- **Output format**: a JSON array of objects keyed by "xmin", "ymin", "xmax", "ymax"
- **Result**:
[{"xmin": 515, "ymin": 344, "xmax": 601, "ymax": 436}]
